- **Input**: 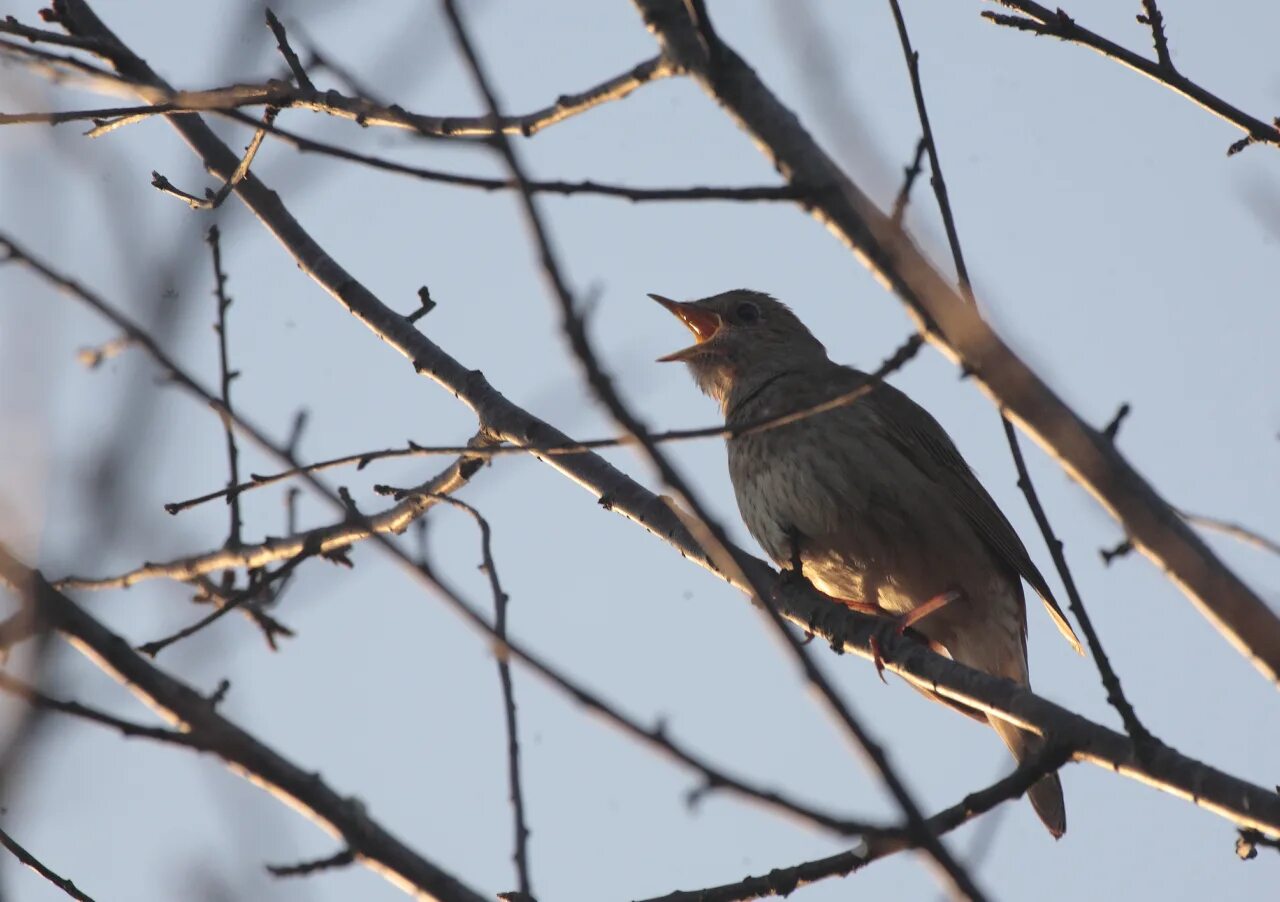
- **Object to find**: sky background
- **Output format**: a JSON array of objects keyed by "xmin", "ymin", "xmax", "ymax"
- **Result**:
[{"xmin": 1, "ymin": 1, "xmax": 1278, "ymax": 900}]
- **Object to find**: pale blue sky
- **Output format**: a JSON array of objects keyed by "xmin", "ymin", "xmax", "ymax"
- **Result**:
[{"xmin": 1, "ymin": 1, "xmax": 1278, "ymax": 900}]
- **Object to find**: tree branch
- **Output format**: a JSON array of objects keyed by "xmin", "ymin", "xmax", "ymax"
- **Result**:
[
  {"xmin": 982, "ymin": 0, "xmax": 1280, "ymax": 155},
  {"xmin": 636, "ymin": 745, "xmax": 1071, "ymax": 902},
  {"xmin": 0, "ymin": 823, "xmax": 95, "ymax": 902}
]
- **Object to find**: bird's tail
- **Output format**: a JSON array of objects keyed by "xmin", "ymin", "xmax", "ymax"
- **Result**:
[
  {"xmin": 942, "ymin": 620, "xmax": 1067, "ymax": 839},
  {"xmin": 988, "ymin": 715, "xmax": 1066, "ymax": 839}
]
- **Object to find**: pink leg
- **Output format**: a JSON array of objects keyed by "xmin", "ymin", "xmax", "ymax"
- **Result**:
[{"xmin": 895, "ymin": 589, "xmax": 963, "ymax": 634}]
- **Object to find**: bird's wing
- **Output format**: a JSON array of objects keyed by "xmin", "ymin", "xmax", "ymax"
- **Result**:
[{"xmin": 858, "ymin": 373, "xmax": 1084, "ymax": 656}]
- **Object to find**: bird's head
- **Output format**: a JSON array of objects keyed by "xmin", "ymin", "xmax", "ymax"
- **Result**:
[{"xmin": 650, "ymin": 289, "xmax": 828, "ymax": 408}]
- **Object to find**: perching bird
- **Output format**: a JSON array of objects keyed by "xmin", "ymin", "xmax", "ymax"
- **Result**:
[{"xmin": 651, "ymin": 288, "xmax": 1082, "ymax": 838}]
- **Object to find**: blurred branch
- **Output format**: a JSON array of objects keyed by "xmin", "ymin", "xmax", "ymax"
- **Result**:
[
  {"xmin": 0, "ymin": 545, "xmax": 488, "ymax": 902},
  {"xmin": 1180, "ymin": 511, "xmax": 1280, "ymax": 558},
  {"xmin": 0, "ymin": 823, "xmax": 95, "ymax": 902},
  {"xmin": 982, "ymin": 0, "xmax": 1280, "ymax": 156},
  {"xmin": 0, "ymin": 670, "xmax": 195, "ymax": 747},
  {"xmin": 631, "ymin": 0, "xmax": 1280, "ymax": 685}
]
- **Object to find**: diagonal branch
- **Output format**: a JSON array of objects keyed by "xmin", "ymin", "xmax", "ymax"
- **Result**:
[
  {"xmin": 631, "ymin": 0, "xmax": 1280, "ymax": 685},
  {"xmin": 982, "ymin": 1, "xmax": 1280, "ymax": 155},
  {"xmin": 0, "ymin": 546, "xmax": 488, "ymax": 902},
  {"xmin": 637, "ymin": 745, "xmax": 1071, "ymax": 902},
  {"xmin": 0, "ymin": 823, "xmax": 96, "ymax": 902}
]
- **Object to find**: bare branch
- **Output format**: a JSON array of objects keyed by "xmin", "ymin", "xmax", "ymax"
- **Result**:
[
  {"xmin": 56, "ymin": 449, "xmax": 487, "ymax": 591},
  {"xmin": 983, "ymin": 1, "xmax": 1280, "ymax": 155},
  {"xmin": 890, "ymin": 136, "xmax": 927, "ymax": 226},
  {"xmin": 263, "ymin": 9, "xmax": 314, "ymax": 91},
  {"xmin": 426, "ymin": 496, "xmax": 533, "ymax": 897},
  {"xmin": 0, "ymin": 670, "xmax": 194, "ymax": 747},
  {"xmin": 165, "ymin": 333, "xmax": 921, "ymax": 512},
  {"xmin": 1136, "ymin": 0, "xmax": 1174, "ymax": 71},
  {"xmin": 0, "ymin": 823, "xmax": 95, "ymax": 902},
  {"xmin": 207, "ymin": 225, "xmax": 242, "ymax": 549},
  {"xmin": 1180, "ymin": 511, "xmax": 1280, "ymax": 558},
  {"xmin": 266, "ymin": 847, "xmax": 356, "ymax": 878},
  {"xmin": 636, "ymin": 745, "xmax": 1072, "ymax": 902}
]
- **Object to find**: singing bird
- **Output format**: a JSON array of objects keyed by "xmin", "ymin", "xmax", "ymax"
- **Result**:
[{"xmin": 651, "ymin": 289, "xmax": 1082, "ymax": 838}]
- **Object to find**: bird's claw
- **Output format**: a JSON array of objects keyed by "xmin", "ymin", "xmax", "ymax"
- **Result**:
[{"xmin": 868, "ymin": 635, "xmax": 888, "ymax": 684}]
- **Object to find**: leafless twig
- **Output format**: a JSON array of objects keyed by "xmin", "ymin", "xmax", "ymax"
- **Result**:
[
  {"xmin": 0, "ymin": 822, "xmax": 96, "ymax": 902},
  {"xmin": 982, "ymin": 0, "xmax": 1280, "ymax": 156}
]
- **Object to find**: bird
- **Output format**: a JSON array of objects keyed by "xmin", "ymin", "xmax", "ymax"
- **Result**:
[{"xmin": 650, "ymin": 288, "xmax": 1082, "ymax": 838}]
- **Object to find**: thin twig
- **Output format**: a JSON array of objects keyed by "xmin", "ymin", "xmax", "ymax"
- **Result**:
[
  {"xmin": 135, "ymin": 552, "xmax": 309, "ymax": 657},
  {"xmin": 635, "ymin": 745, "xmax": 1071, "ymax": 902},
  {"xmin": 442, "ymin": 3, "xmax": 983, "ymax": 898},
  {"xmin": 263, "ymin": 9, "xmax": 313, "ymax": 91},
  {"xmin": 165, "ymin": 333, "xmax": 922, "ymax": 513},
  {"xmin": 0, "ymin": 823, "xmax": 95, "ymax": 902},
  {"xmin": 266, "ymin": 847, "xmax": 356, "ymax": 878},
  {"xmin": 428, "ymin": 496, "xmax": 533, "ymax": 897},
  {"xmin": 1136, "ymin": 0, "xmax": 1173, "ymax": 72},
  {"xmin": 889, "ymin": 0, "xmax": 1153, "ymax": 747},
  {"xmin": 1180, "ymin": 511, "xmax": 1280, "ymax": 558},
  {"xmin": 0, "ymin": 670, "xmax": 195, "ymax": 747},
  {"xmin": 207, "ymin": 225, "xmax": 242, "ymax": 549},
  {"xmin": 891, "ymin": 136, "xmax": 927, "ymax": 226},
  {"xmin": 1003, "ymin": 420, "xmax": 1154, "ymax": 745}
]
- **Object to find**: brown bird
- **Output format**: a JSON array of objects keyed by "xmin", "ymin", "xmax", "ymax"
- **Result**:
[{"xmin": 651, "ymin": 288, "xmax": 1082, "ymax": 838}]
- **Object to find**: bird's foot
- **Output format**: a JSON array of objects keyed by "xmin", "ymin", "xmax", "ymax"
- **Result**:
[{"xmin": 868, "ymin": 635, "xmax": 888, "ymax": 684}]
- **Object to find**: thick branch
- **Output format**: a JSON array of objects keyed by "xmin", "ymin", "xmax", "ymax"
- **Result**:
[
  {"xmin": 0, "ymin": 547, "xmax": 486, "ymax": 902},
  {"xmin": 630, "ymin": 0, "xmax": 1280, "ymax": 684}
]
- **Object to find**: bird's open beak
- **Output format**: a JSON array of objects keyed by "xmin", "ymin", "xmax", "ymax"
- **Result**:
[{"xmin": 649, "ymin": 293, "xmax": 723, "ymax": 362}]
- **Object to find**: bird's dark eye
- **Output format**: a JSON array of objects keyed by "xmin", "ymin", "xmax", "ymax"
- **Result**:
[{"xmin": 734, "ymin": 301, "xmax": 760, "ymax": 325}]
